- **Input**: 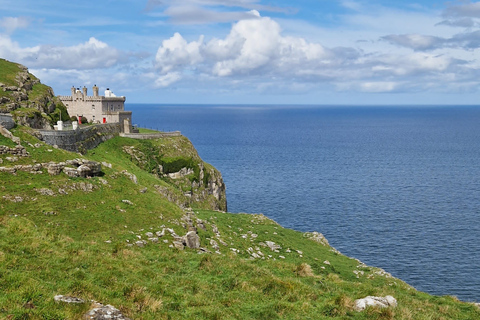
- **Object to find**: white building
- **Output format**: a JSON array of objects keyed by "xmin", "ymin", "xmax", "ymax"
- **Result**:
[{"xmin": 58, "ymin": 85, "xmax": 132, "ymax": 132}]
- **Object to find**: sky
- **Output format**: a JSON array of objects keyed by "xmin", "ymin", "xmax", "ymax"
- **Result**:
[{"xmin": 1, "ymin": 0, "xmax": 480, "ymax": 105}]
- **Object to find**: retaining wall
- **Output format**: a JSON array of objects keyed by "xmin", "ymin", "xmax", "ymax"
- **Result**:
[
  {"xmin": 119, "ymin": 131, "xmax": 182, "ymax": 139},
  {"xmin": 38, "ymin": 123, "xmax": 122, "ymax": 153}
]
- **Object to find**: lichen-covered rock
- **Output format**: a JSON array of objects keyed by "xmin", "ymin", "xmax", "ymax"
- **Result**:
[
  {"xmin": 85, "ymin": 303, "xmax": 131, "ymax": 320},
  {"xmin": 354, "ymin": 295, "xmax": 397, "ymax": 311},
  {"xmin": 183, "ymin": 231, "xmax": 200, "ymax": 249}
]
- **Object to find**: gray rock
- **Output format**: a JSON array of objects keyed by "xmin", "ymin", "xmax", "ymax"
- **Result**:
[
  {"xmin": 173, "ymin": 240, "xmax": 185, "ymax": 250},
  {"xmin": 54, "ymin": 295, "xmax": 85, "ymax": 304},
  {"xmin": 354, "ymin": 295, "xmax": 397, "ymax": 311},
  {"xmin": 47, "ymin": 163, "xmax": 64, "ymax": 175},
  {"xmin": 184, "ymin": 231, "xmax": 200, "ymax": 249},
  {"xmin": 63, "ymin": 167, "xmax": 80, "ymax": 178},
  {"xmin": 265, "ymin": 241, "xmax": 281, "ymax": 251},
  {"xmin": 85, "ymin": 303, "xmax": 131, "ymax": 320}
]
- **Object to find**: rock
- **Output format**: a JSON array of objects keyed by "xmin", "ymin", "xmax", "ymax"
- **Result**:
[
  {"xmin": 155, "ymin": 229, "xmax": 165, "ymax": 237},
  {"xmin": 354, "ymin": 295, "xmax": 397, "ymax": 311},
  {"xmin": 77, "ymin": 165, "xmax": 92, "ymax": 178},
  {"xmin": 63, "ymin": 167, "xmax": 80, "ymax": 178},
  {"xmin": 54, "ymin": 295, "xmax": 85, "ymax": 304},
  {"xmin": 306, "ymin": 231, "xmax": 330, "ymax": 246},
  {"xmin": 135, "ymin": 240, "xmax": 146, "ymax": 247},
  {"xmin": 47, "ymin": 163, "xmax": 64, "ymax": 175},
  {"xmin": 265, "ymin": 241, "xmax": 281, "ymax": 251},
  {"xmin": 101, "ymin": 161, "xmax": 112, "ymax": 168},
  {"xmin": 183, "ymin": 231, "xmax": 200, "ymax": 249},
  {"xmin": 210, "ymin": 239, "xmax": 220, "ymax": 250},
  {"xmin": 85, "ymin": 303, "xmax": 131, "ymax": 320},
  {"xmin": 122, "ymin": 199, "xmax": 134, "ymax": 205},
  {"xmin": 37, "ymin": 188, "xmax": 55, "ymax": 196},
  {"xmin": 173, "ymin": 240, "xmax": 185, "ymax": 250}
]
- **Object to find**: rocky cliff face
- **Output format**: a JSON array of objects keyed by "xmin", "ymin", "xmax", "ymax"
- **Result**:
[
  {"xmin": 0, "ymin": 59, "xmax": 67, "ymax": 129},
  {"xmin": 122, "ymin": 137, "xmax": 227, "ymax": 212}
]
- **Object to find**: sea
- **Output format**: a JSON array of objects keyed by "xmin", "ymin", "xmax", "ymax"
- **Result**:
[{"xmin": 128, "ymin": 104, "xmax": 480, "ymax": 302}]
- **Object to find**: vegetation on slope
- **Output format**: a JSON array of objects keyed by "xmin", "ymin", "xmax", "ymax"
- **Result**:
[
  {"xmin": 0, "ymin": 59, "xmax": 68, "ymax": 128},
  {"xmin": 1, "ymin": 126, "xmax": 479, "ymax": 319}
]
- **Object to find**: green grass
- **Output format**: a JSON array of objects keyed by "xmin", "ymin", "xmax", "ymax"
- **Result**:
[
  {"xmin": 1, "ymin": 128, "xmax": 480, "ymax": 319},
  {"xmin": 0, "ymin": 58, "xmax": 24, "ymax": 86},
  {"xmin": 138, "ymin": 128, "xmax": 160, "ymax": 133}
]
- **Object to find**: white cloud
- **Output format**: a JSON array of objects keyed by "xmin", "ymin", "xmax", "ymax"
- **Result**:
[
  {"xmin": 155, "ymin": 32, "xmax": 204, "ymax": 73},
  {"xmin": 154, "ymin": 72, "xmax": 182, "ymax": 88},
  {"xmin": 0, "ymin": 16, "xmax": 31, "ymax": 34},
  {"xmin": 153, "ymin": 13, "xmax": 478, "ymax": 94},
  {"xmin": 0, "ymin": 36, "xmax": 125, "ymax": 70}
]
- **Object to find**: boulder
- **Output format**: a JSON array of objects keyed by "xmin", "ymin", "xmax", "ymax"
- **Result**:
[
  {"xmin": 354, "ymin": 295, "xmax": 397, "ymax": 311},
  {"xmin": 184, "ymin": 231, "xmax": 200, "ymax": 249}
]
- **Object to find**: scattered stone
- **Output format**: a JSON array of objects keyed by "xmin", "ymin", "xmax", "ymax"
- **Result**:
[
  {"xmin": 44, "ymin": 211, "xmax": 57, "ymax": 216},
  {"xmin": 122, "ymin": 170, "xmax": 137, "ymax": 184},
  {"xmin": 155, "ymin": 229, "xmax": 165, "ymax": 237},
  {"xmin": 135, "ymin": 240, "xmax": 146, "ymax": 247},
  {"xmin": 323, "ymin": 260, "xmax": 330, "ymax": 265},
  {"xmin": 173, "ymin": 241, "xmax": 185, "ymax": 250},
  {"xmin": 354, "ymin": 296, "xmax": 397, "ymax": 311},
  {"xmin": 101, "ymin": 161, "xmax": 112, "ymax": 168},
  {"xmin": 140, "ymin": 187, "xmax": 147, "ymax": 193},
  {"xmin": 148, "ymin": 237, "xmax": 159, "ymax": 243},
  {"xmin": 145, "ymin": 232, "xmax": 154, "ymax": 237},
  {"xmin": 37, "ymin": 188, "xmax": 55, "ymax": 196},
  {"xmin": 265, "ymin": 241, "xmax": 281, "ymax": 251},
  {"xmin": 122, "ymin": 200, "xmax": 134, "ymax": 205},
  {"xmin": 85, "ymin": 303, "xmax": 131, "ymax": 320},
  {"xmin": 54, "ymin": 295, "xmax": 85, "ymax": 304},
  {"xmin": 210, "ymin": 239, "xmax": 220, "ymax": 251}
]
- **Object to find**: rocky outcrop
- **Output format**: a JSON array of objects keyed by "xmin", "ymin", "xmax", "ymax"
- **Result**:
[
  {"xmin": 354, "ymin": 295, "xmax": 397, "ymax": 311},
  {"xmin": 0, "ymin": 59, "xmax": 67, "ymax": 129}
]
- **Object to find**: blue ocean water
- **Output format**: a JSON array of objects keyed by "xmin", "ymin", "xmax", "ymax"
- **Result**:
[{"xmin": 128, "ymin": 104, "xmax": 480, "ymax": 302}]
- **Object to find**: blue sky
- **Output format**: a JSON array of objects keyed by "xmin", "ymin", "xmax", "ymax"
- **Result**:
[{"xmin": 1, "ymin": 0, "xmax": 480, "ymax": 105}]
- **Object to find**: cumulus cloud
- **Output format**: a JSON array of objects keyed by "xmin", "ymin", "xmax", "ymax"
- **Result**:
[
  {"xmin": 155, "ymin": 15, "xmax": 347, "ymax": 80},
  {"xmin": 0, "ymin": 16, "xmax": 31, "ymax": 34},
  {"xmin": 0, "ymin": 36, "xmax": 125, "ymax": 70},
  {"xmin": 152, "ymin": 14, "xmax": 472, "ymax": 93}
]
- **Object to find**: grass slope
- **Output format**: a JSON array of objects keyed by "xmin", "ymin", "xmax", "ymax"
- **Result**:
[{"xmin": 0, "ymin": 128, "xmax": 479, "ymax": 320}]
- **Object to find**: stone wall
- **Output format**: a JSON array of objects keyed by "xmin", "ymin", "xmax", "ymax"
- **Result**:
[
  {"xmin": 0, "ymin": 113, "xmax": 14, "ymax": 130},
  {"xmin": 38, "ymin": 123, "xmax": 122, "ymax": 153},
  {"xmin": 119, "ymin": 131, "xmax": 182, "ymax": 140}
]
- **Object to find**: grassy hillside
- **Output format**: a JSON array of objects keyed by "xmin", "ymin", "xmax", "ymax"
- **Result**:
[{"xmin": 1, "ymin": 126, "xmax": 479, "ymax": 319}]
